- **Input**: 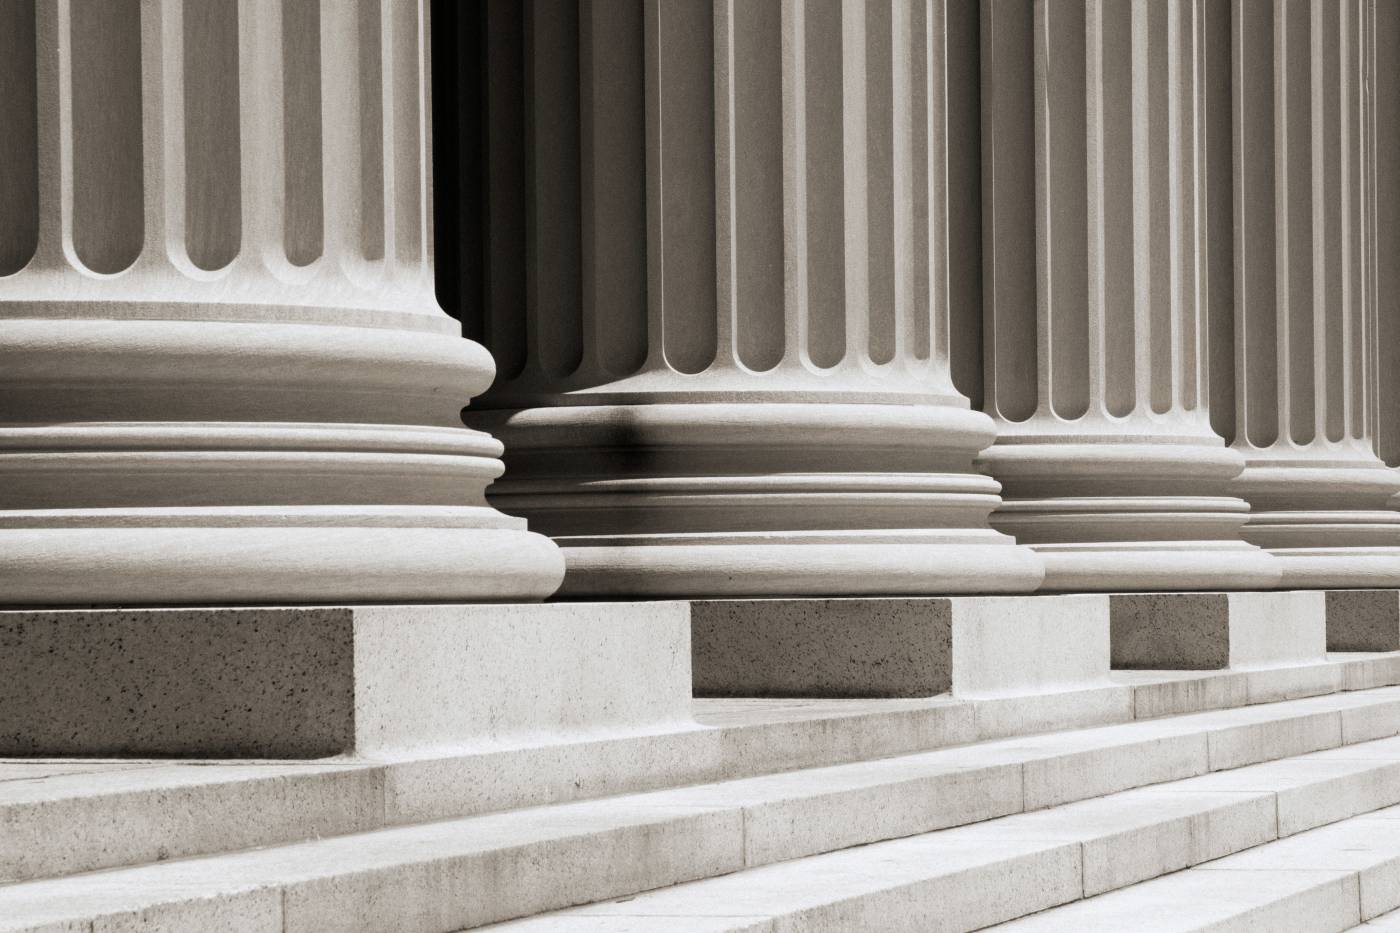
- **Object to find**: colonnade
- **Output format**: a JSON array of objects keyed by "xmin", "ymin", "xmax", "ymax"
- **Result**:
[{"xmin": 5, "ymin": 0, "xmax": 1400, "ymax": 605}]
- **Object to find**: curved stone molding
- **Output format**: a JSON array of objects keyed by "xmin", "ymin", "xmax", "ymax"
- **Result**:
[
  {"xmin": 975, "ymin": 0, "xmax": 1280, "ymax": 591},
  {"xmin": 1223, "ymin": 0, "xmax": 1400, "ymax": 587},
  {"xmin": 0, "ymin": 0, "xmax": 564, "ymax": 604},
  {"xmin": 449, "ymin": 0, "xmax": 1043, "ymax": 597}
]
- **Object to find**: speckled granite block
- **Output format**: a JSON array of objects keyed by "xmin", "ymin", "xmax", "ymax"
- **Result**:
[
  {"xmin": 1326, "ymin": 590, "xmax": 1400, "ymax": 651},
  {"xmin": 691, "ymin": 595, "xmax": 1110, "ymax": 699},
  {"xmin": 0, "ymin": 603, "xmax": 691, "ymax": 758},
  {"xmin": 1110, "ymin": 591, "xmax": 1326, "ymax": 671}
]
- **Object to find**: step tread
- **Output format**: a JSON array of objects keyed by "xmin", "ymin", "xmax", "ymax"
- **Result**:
[
  {"xmin": 1, "ymin": 657, "xmax": 1393, "ymax": 888},
  {"xmin": 7, "ymin": 696, "xmax": 1400, "ymax": 932},
  {"xmin": 992, "ymin": 802, "xmax": 1400, "ymax": 930},
  {"xmin": 485, "ymin": 739, "xmax": 1400, "ymax": 932},
  {"xmin": 1359, "ymin": 902, "xmax": 1400, "ymax": 929}
]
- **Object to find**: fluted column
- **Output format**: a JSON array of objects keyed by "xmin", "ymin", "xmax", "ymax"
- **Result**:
[
  {"xmin": 0, "ymin": 0, "xmax": 563, "ymax": 604},
  {"xmin": 445, "ymin": 0, "xmax": 1044, "ymax": 597},
  {"xmin": 1371, "ymin": 0, "xmax": 1400, "ymax": 484},
  {"xmin": 977, "ymin": 0, "xmax": 1280, "ymax": 591},
  {"xmin": 1226, "ymin": 0, "xmax": 1400, "ymax": 587}
]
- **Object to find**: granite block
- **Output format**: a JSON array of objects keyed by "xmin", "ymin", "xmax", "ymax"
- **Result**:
[{"xmin": 0, "ymin": 603, "xmax": 692, "ymax": 758}]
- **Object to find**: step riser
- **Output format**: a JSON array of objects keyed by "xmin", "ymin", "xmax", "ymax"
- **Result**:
[
  {"xmin": 10, "ymin": 691, "xmax": 1400, "ymax": 933},
  {"xmin": 6, "ymin": 658, "xmax": 1396, "ymax": 888},
  {"xmin": 19, "ymin": 722, "xmax": 1400, "ymax": 933},
  {"xmin": 490, "ymin": 748, "xmax": 1400, "ymax": 931},
  {"xmin": 10, "ymin": 696, "xmax": 1396, "ymax": 890}
]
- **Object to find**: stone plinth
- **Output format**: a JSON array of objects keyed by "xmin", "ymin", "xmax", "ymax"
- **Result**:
[
  {"xmin": 0, "ymin": 604, "xmax": 692, "ymax": 758},
  {"xmin": 1325, "ymin": 590, "xmax": 1400, "ymax": 652},
  {"xmin": 691, "ymin": 595, "xmax": 1109, "ymax": 699},
  {"xmin": 1109, "ymin": 592, "xmax": 1326, "ymax": 671}
]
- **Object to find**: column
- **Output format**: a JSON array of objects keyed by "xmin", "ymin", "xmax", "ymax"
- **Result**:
[
  {"xmin": 0, "ymin": 0, "xmax": 563, "ymax": 604},
  {"xmin": 1371, "ymin": 0, "xmax": 1400, "ymax": 480},
  {"xmin": 976, "ymin": 0, "xmax": 1280, "ymax": 591},
  {"xmin": 1226, "ymin": 0, "xmax": 1400, "ymax": 587},
  {"xmin": 445, "ymin": 0, "xmax": 1044, "ymax": 597}
]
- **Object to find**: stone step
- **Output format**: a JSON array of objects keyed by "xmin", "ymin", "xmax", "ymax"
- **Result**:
[
  {"xmin": 990, "ymin": 798, "xmax": 1400, "ymax": 931},
  {"xmin": 1359, "ymin": 904, "xmax": 1400, "ymax": 929},
  {"xmin": 0, "ymin": 655, "xmax": 1393, "ymax": 886},
  {"xmin": 491, "ymin": 737, "xmax": 1400, "ymax": 932},
  {"xmin": 6, "ymin": 690, "xmax": 1400, "ymax": 932}
]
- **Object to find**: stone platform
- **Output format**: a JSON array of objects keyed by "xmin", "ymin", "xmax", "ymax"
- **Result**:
[
  {"xmin": 3, "ymin": 590, "xmax": 1385, "ymax": 759},
  {"xmin": 1326, "ymin": 589, "xmax": 1400, "ymax": 651},
  {"xmin": 691, "ymin": 595, "xmax": 1109, "ymax": 699},
  {"xmin": 0, "ymin": 603, "xmax": 691, "ymax": 758}
]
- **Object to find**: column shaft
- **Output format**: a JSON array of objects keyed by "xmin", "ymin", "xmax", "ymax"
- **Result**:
[
  {"xmin": 444, "ymin": 0, "xmax": 1044, "ymax": 597},
  {"xmin": 977, "ymin": 0, "xmax": 1280, "ymax": 591},
  {"xmin": 1371, "ymin": 0, "xmax": 1400, "ymax": 478},
  {"xmin": 0, "ymin": 0, "xmax": 563, "ymax": 604},
  {"xmin": 1227, "ymin": 0, "xmax": 1400, "ymax": 586}
]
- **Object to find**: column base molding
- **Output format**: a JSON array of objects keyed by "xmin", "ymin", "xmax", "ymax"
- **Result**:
[
  {"xmin": 981, "ymin": 432, "xmax": 1279, "ymax": 592},
  {"xmin": 555, "ymin": 534, "xmax": 1046, "ymax": 598},
  {"xmin": 1259, "ymin": 549, "xmax": 1400, "ymax": 590},
  {"xmin": 0, "ymin": 511, "xmax": 563, "ymax": 606},
  {"xmin": 1028, "ymin": 542, "xmax": 1284, "ymax": 592},
  {"xmin": 476, "ymin": 402, "xmax": 1045, "ymax": 598}
]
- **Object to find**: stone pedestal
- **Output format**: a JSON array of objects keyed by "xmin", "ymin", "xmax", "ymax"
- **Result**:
[
  {"xmin": 975, "ymin": 0, "xmax": 1279, "ymax": 592},
  {"xmin": 691, "ymin": 595, "xmax": 1110, "ymax": 699},
  {"xmin": 1325, "ymin": 590, "xmax": 1400, "ymax": 652},
  {"xmin": 445, "ymin": 0, "xmax": 1042, "ymax": 597},
  {"xmin": 1223, "ymin": 0, "xmax": 1400, "ymax": 587},
  {"xmin": 0, "ymin": 0, "xmax": 562, "ymax": 604},
  {"xmin": 1109, "ymin": 591, "xmax": 1326, "ymax": 671},
  {"xmin": 0, "ymin": 604, "xmax": 692, "ymax": 758}
]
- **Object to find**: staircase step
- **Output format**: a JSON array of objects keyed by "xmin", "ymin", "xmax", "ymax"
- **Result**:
[
  {"xmin": 5, "ymin": 690, "xmax": 1400, "ymax": 932},
  {"xmin": 1359, "ymin": 903, "xmax": 1400, "ymax": 929},
  {"xmin": 490, "ymin": 741, "xmax": 1400, "ymax": 933},
  {"xmin": 1, "ymin": 655, "xmax": 1392, "ymax": 886},
  {"xmin": 990, "ymin": 801, "xmax": 1400, "ymax": 931}
]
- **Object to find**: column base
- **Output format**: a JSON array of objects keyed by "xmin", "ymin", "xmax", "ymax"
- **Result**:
[
  {"xmin": 1258, "ymin": 549, "xmax": 1400, "ymax": 589},
  {"xmin": 0, "ymin": 509, "xmax": 564, "ymax": 606},
  {"xmin": 478, "ymin": 402, "xmax": 1045, "ymax": 599},
  {"xmin": 0, "ymin": 603, "xmax": 691, "ymax": 757},
  {"xmin": 1109, "ymin": 591, "xmax": 1326, "ymax": 670},
  {"xmin": 691, "ymin": 595, "xmax": 1109, "ymax": 698},
  {"xmin": 555, "ymin": 534, "xmax": 1045, "ymax": 598},
  {"xmin": 1029, "ymin": 542, "xmax": 1284, "ymax": 592},
  {"xmin": 983, "ymin": 433, "xmax": 1279, "ymax": 592},
  {"xmin": 1325, "ymin": 590, "xmax": 1400, "ymax": 651}
]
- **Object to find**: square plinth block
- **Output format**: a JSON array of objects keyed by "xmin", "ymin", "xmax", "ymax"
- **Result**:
[
  {"xmin": 1325, "ymin": 590, "xmax": 1400, "ymax": 652},
  {"xmin": 690, "ymin": 595, "xmax": 1110, "ymax": 699},
  {"xmin": 1109, "ymin": 591, "xmax": 1326, "ymax": 671},
  {"xmin": 0, "ymin": 603, "xmax": 692, "ymax": 759}
]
